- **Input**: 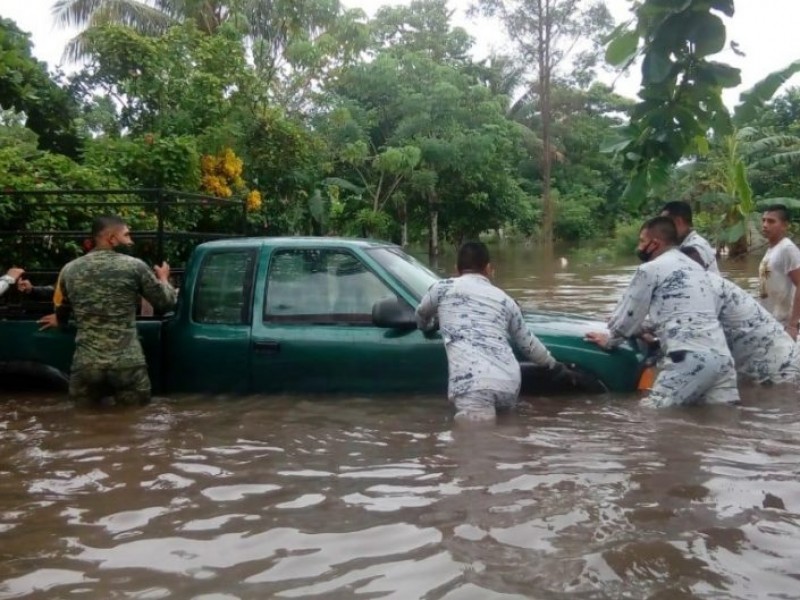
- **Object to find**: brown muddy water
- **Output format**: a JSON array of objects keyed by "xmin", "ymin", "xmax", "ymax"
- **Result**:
[{"xmin": 1, "ymin": 246, "xmax": 798, "ymax": 599}]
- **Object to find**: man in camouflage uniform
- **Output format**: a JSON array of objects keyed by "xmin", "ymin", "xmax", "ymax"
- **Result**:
[{"xmin": 39, "ymin": 215, "xmax": 177, "ymax": 407}]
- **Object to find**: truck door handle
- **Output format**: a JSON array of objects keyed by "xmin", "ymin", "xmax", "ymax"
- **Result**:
[{"xmin": 253, "ymin": 340, "xmax": 281, "ymax": 354}]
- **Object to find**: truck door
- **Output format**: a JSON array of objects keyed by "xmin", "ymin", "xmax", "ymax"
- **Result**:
[
  {"xmin": 164, "ymin": 248, "xmax": 257, "ymax": 394},
  {"xmin": 249, "ymin": 246, "xmax": 446, "ymax": 394}
]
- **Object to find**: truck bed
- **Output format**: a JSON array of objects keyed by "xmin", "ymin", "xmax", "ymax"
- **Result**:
[{"xmin": 0, "ymin": 313, "xmax": 166, "ymax": 392}]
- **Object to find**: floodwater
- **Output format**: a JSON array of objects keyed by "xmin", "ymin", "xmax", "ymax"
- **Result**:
[{"xmin": 2, "ymin": 246, "xmax": 799, "ymax": 599}]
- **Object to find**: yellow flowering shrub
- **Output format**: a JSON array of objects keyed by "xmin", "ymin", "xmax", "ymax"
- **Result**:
[
  {"xmin": 200, "ymin": 148, "xmax": 262, "ymax": 213},
  {"xmin": 200, "ymin": 147, "xmax": 244, "ymax": 199},
  {"xmin": 246, "ymin": 190, "xmax": 262, "ymax": 212}
]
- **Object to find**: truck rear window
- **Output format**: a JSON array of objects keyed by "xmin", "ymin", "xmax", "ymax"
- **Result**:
[{"xmin": 193, "ymin": 250, "xmax": 256, "ymax": 324}]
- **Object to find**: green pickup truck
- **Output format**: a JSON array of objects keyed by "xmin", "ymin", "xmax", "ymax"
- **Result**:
[{"xmin": 0, "ymin": 237, "xmax": 650, "ymax": 395}]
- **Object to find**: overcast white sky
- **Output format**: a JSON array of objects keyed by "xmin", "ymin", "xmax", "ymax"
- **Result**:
[{"xmin": 2, "ymin": 0, "xmax": 800, "ymax": 104}]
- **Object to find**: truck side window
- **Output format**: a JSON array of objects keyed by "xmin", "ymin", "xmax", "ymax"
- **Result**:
[
  {"xmin": 193, "ymin": 250, "xmax": 256, "ymax": 324},
  {"xmin": 265, "ymin": 249, "xmax": 396, "ymax": 324}
]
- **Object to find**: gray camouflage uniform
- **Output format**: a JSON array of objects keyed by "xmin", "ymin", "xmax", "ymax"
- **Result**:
[
  {"xmin": 680, "ymin": 230, "xmax": 719, "ymax": 273},
  {"xmin": 709, "ymin": 273, "xmax": 800, "ymax": 384},
  {"xmin": 416, "ymin": 274, "xmax": 557, "ymax": 420},
  {"xmin": 606, "ymin": 249, "xmax": 739, "ymax": 407},
  {"xmin": 55, "ymin": 250, "xmax": 177, "ymax": 407}
]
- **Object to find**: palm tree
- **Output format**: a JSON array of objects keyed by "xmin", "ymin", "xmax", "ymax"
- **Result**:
[{"xmin": 52, "ymin": 0, "xmax": 235, "ymax": 62}]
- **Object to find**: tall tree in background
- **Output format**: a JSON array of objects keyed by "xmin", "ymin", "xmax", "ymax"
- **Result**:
[
  {"xmin": 370, "ymin": 0, "xmax": 473, "ymax": 66},
  {"xmin": 320, "ymin": 0, "xmax": 527, "ymax": 250},
  {"xmin": 68, "ymin": 23, "xmax": 259, "ymax": 138},
  {"xmin": 52, "ymin": 0, "xmax": 369, "ymax": 110},
  {"xmin": 473, "ymin": 0, "xmax": 613, "ymax": 245}
]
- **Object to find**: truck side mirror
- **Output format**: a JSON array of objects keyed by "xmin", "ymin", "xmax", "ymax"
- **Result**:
[{"xmin": 372, "ymin": 297, "xmax": 417, "ymax": 330}]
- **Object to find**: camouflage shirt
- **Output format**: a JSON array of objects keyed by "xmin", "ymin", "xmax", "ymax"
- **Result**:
[{"xmin": 55, "ymin": 250, "xmax": 177, "ymax": 369}]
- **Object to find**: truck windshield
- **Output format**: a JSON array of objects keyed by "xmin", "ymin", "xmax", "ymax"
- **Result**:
[{"xmin": 365, "ymin": 247, "xmax": 440, "ymax": 300}]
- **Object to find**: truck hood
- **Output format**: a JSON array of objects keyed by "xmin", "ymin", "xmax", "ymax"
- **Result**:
[{"xmin": 523, "ymin": 310, "xmax": 609, "ymax": 339}]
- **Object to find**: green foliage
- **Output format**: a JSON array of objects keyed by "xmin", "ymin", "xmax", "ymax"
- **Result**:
[
  {"xmin": 474, "ymin": 0, "xmax": 614, "ymax": 245},
  {"xmin": 54, "ymin": 0, "xmax": 370, "ymax": 110},
  {"xmin": 371, "ymin": 0, "xmax": 473, "ymax": 65},
  {"xmin": 0, "ymin": 141, "xmax": 128, "ymax": 268},
  {"xmin": 554, "ymin": 191, "xmax": 604, "ymax": 241},
  {"xmin": 675, "ymin": 65, "xmax": 800, "ymax": 255},
  {"xmin": 734, "ymin": 60, "xmax": 800, "ymax": 126},
  {"xmin": 82, "ymin": 135, "xmax": 248, "ymax": 257},
  {"xmin": 604, "ymin": 0, "xmax": 741, "ymax": 206},
  {"xmin": 611, "ymin": 220, "xmax": 642, "ymax": 257},
  {"xmin": 242, "ymin": 108, "xmax": 325, "ymax": 234},
  {"xmin": 9, "ymin": 0, "xmax": 800, "ymax": 257},
  {"xmin": 71, "ymin": 23, "xmax": 259, "ymax": 138},
  {"xmin": 0, "ymin": 18, "xmax": 83, "ymax": 158},
  {"xmin": 84, "ymin": 135, "xmax": 200, "ymax": 190}
]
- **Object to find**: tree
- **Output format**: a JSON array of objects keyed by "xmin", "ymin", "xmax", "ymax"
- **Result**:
[
  {"xmin": 473, "ymin": 0, "xmax": 613, "ymax": 245},
  {"xmin": 0, "ymin": 137, "xmax": 131, "ymax": 268},
  {"xmin": 370, "ymin": 0, "xmax": 473, "ymax": 66},
  {"xmin": 746, "ymin": 87, "xmax": 800, "ymax": 200},
  {"xmin": 53, "ymin": 0, "xmax": 241, "ymax": 62},
  {"xmin": 68, "ymin": 23, "xmax": 259, "ymax": 139},
  {"xmin": 321, "ymin": 18, "xmax": 527, "ymax": 250},
  {"xmin": 604, "ymin": 0, "xmax": 741, "ymax": 204},
  {"xmin": 52, "ymin": 0, "xmax": 370, "ymax": 111},
  {"xmin": 241, "ymin": 107, "xmax": 326, "ymax": 235},
  {"xmin": 0, "ymin": 18, "xmax": 83, "ymax": 158},
  {"xmin": 549, "ymin": 83, "xmax": 633, "ymax": 238}
]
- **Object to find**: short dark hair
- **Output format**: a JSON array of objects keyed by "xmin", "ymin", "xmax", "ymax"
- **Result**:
[
  {"xmin": 91, "ymin": 215, "xmax": 127, "ymax": 239},
  {"xmin": 764, "ymin": 203, "xmax": 790, "ymax": 223},
  {"xmin": 641, "ymin": 216, "xmax": 679, "ymax": 245},
  {"xmin": 457, "ymin": 241, "xmax": 490, "ymax": 273},
  {"xmin": 661, "ymin": 201, "xmax": 693, "ymax": 226}
]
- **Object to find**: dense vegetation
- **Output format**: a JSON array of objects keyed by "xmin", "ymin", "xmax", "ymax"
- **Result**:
[{"xmin": 1, "ymin": 0, "xmax": 799, "ymax": 268}]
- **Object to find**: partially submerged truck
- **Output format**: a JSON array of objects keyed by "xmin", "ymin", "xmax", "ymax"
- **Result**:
[{"xmin": 1, "ymin": 237, "xmax": 651, "ymax": 396}]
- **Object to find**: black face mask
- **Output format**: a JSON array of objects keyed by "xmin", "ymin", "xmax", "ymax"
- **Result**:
[
  {"xmin": 636, "ymin": 241, "xmax": 656, "ymax": 263},
  {"xmin": 113, "ymin": 243, "xmax": 134, "ymax": 256}
]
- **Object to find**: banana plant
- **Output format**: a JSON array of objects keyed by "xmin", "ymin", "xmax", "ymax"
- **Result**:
[
  {"xmin": 697, "ymin": 60, "xmax": 800, "ymax": 255},
  {"xmin": 695, "ymin": 130, "xmax": 757, "ymax": 256}
]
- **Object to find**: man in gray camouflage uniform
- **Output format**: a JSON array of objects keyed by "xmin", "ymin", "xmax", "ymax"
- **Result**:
[
  {"xmin": 586, "ymin": 217, "xmax": 738, "ymax": 407},
  {"xmin": 415, "ymin": 241, "xmax": 576, "ymax": 421},
  {"xmin": 660, "ymin": 200, "xmax": 719, "ymax": 273},
  {"xmin": 39, "ymin": 215, "xmax": 177, "ymax": 407}
]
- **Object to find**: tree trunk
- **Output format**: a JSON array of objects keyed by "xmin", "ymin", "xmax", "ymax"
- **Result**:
[
  {"xmin": 729, "ymin": 233, "xmax": 750, "ymax": 259},
  {"xmin": 429, "ymin": 191, "xmax": 439, "ymax": 258},
  {"xmin": 538, "ymin": 0, "xmax": 554, "ymax": 247},
  {"xmin": 401, "ymin": 199, "xmax": 409, "ymax": 248},
  {"xmin": 540, "ymin": 77, "xmax": 553, "ymax": 246}
]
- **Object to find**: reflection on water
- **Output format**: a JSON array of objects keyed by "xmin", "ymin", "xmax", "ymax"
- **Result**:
[{"xmin": 1, "ymin": 248, "xmax": 798, "ymax": 599}]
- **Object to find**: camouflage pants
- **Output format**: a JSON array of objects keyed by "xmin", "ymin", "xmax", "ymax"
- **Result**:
[
  {"xmin": 647, "ymin": 350, "xmax": 739, "ymax": 408},
  {"xmin": 451, "ymin": 389, "xmax": 519, "ymax": 421},
  {"xmin": 69, "ymin": 365, "xmax": 151, "ymax": 408}
]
